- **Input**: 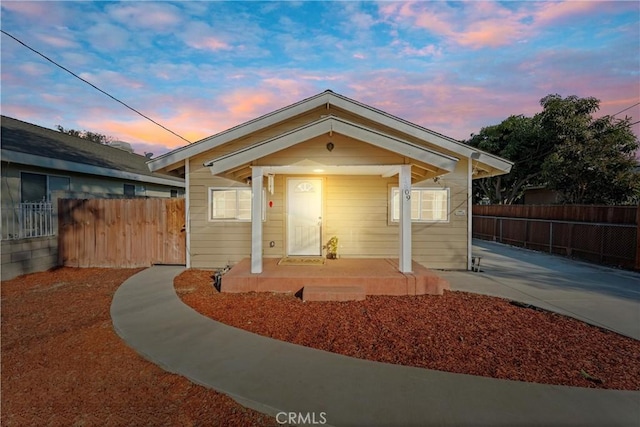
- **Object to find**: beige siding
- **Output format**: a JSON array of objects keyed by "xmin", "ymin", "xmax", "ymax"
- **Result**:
[
  {"xmin": 259, "ymin": 133, "xmax": 406, "ymax": 167},
  {"xmin": 188, "ymin": 167, "xmax": 469, "ymax": 270},
  {"xmin": 189, "ymin": 155, "xmax": 250, "ymax": 268},
  {"xmin": 412, "ymin": 158, "xmax": 469, "ymax": 269}
]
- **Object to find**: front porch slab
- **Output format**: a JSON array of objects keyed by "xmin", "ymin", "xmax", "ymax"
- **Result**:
[{"xmin": 221, "ymin": 258, "xmax": 449, "ymax": 297}]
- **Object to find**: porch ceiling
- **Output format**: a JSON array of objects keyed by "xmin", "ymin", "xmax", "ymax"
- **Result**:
[{"xmin": 221, "ymin": 160, "xmax": 444, "ymax": 183}]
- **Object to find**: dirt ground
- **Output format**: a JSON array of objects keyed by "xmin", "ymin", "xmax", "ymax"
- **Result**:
[
  {"xmin": 1, "ymin": 267, "xmax": 277, "ymax": 427},
  {"xmin": 176, "ymin": 269, "xmax": 640, "ymax": 391},
  {"xmin": 3, "ymin": 266, "xmax": 638, "ymax": 427}
]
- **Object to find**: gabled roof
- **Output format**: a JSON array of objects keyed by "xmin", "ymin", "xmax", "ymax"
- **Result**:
[
  {"xmin": 148, "ymin": 90, "xmax": 512, "ymax": 177},
  {"xmin": 1, "ymin": 116, "xmax": 184, "ymax": 187}
]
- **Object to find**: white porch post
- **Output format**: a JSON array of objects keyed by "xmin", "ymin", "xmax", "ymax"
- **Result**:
[
  {"xmin": 467, "ymin": 158, "xmax": 473, "ymax": 271},
  {"xmin": 251, "ymin": 166, "xmax": 263, "ymax": 274},
  {"xmin": 185, "ymin": 158, "xmax": 191, "ymax": 268},
  {"xmin": 399, "ymin": 164, "xmax": 412, "ymax": 273}
]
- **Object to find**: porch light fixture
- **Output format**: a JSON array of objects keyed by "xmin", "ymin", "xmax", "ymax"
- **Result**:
[{"xmin": 326, "ymin": 142, "xmax": 334, "ymax": 152}]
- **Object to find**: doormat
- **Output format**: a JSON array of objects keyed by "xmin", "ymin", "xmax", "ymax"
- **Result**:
[{"xmin": 278, "ymin": 257, "xmax": 326, "ymax": 266}]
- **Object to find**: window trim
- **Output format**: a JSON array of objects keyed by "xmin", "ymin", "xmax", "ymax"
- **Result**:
[
  {"xmin": 208, "ymin": 187, "xmax": 266, "ymax": 222},
  {"xmin": 389, "ymin": 186, "xmax": 450, "ymax": 223}
]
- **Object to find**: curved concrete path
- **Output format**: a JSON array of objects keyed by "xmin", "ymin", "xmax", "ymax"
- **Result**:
[{"xmin": 112, "ymin": 265, "xmax": 639, "ymax": 426}]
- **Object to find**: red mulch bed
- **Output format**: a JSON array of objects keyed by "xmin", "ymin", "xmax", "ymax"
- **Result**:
[
  {"xmin": 176, "ymin": 269, "xmax": 640, "ymax": 391},
  {"xmin": 1, "ymin": 268, "xmax": 276, "ymax": 427}
]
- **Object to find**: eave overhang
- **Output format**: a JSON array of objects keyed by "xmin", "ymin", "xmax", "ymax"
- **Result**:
[{"xmin": 2, "ymin": 149, "xmax": 185, "ymax": 188}]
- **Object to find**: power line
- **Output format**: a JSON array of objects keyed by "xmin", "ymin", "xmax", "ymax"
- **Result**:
[
  {"xmin": 612, "ymin": 102, "xmax": 640, "ymax": 117},
  {"xmin": 1, "ymin": 29, "xmax": 192, "ymax": 144}
]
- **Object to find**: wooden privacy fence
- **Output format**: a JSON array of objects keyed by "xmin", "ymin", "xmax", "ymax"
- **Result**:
[
  {"xmin": 58, "ymin": 198, "xmax": 185, "ymax": 268},
  {"xmin": 473, "ymin": 205, "xmax": 640, "ymax": 271}
]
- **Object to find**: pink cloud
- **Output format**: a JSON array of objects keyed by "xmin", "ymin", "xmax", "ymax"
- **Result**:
[
  {"xmin": 79, "ymin": 80, "xmax": 320, "ymax": 151},
  {"xmin": 86, "ymin": 23, "xmax": 131, "ymax": 52},
  {"xmin": 409, "ymin": 5, "xmax": 453, "ymax": 36},
  {"xmin": 78, "ymin": 70, "xmax": 145, "ymax": 90},
  {"xmin": 401, "ymin": 44, "xmax": 441, "ymax": 57},
  {"xmin": 0, "ymin": 2, "xmax": 68, "ymax": 25},
  {"xmin": 455, "ymin": 19, "xmax": 524, "ymax": 48},
  {"xmin": 189, "ymin": 37, "xmax": 231, "ymax": 51},
  {"xmin": 379, "ymin": 1, "xmax": 628, "ymax": 50},
  {"xmin": 380, "ymin": 1, "xmax": 528, "ymax": 49},
  {"xmin": 534, "ymin": 1, "xmax": 606, "ymax": 25},
  {"xmin": 222, "ymin": 91, "xmax": 274, "ymax": 117},
  {"xmin": 180, "ymin": 22, "xmax": 233, "ymax": 52},
  {"xmin": 107, "ymin": 3, "xmax": 182, "ymax": 31},
  {"xmin": 80, "ymin": 108, "xmax": 217, "ymax": 152},
  {"xmin": 217, "ymin": 79, "xmax": 317, "ymax": 123},
  {"xmin": 36, "ymin": 33, "xmax": 79, "ymax": 49}
]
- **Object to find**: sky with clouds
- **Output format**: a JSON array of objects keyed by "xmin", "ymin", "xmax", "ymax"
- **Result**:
[{"xmin": 1, "ymin": 1, "xmax": 639, "ymax": 158}]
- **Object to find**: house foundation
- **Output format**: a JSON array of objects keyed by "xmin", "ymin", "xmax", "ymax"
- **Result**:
[{"xmin": 221, "ymin": 258, "xmax": 449, "ymax": 299}]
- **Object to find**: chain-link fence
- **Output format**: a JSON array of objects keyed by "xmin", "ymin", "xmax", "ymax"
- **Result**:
[{"xmin": 473, "ymin": 205, "xmax": 639, "ymax": 270}]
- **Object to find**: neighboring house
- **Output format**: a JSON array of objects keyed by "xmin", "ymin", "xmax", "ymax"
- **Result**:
[
  {"xmin": 1, "ymin": 115, "xmax": 185, "ymax": 280},
  {"xmin": 148, "ymin": 90, "xmax": 512, "ymax": 272},
  {"xmin": 1, "ymin": 115, "xmax": 184, "ymax": 207}
]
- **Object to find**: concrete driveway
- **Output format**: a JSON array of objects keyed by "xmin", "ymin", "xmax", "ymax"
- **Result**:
[{"xmin": 438, "ymin": 239, "xmax": 640, "ymax": 340}]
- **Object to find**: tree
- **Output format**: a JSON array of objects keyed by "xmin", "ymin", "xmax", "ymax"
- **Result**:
[
  {"xmin": 539, "ymin": 94, "xmax": 639, "ymax": 204},
  {"xmin": 467, "ymin": 94, "xmax": 640, "ymax": 205},
  {"xmin": 56, "ymin": 125, "xmax": 113, "ymax": 144},
  {"xmin": 466, "ymin": 114, "xmax": 550, "ymax": 204}
]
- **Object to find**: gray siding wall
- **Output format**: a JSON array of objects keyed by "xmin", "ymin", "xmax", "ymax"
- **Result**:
[{"xmin": 1, "ymin": 163, "xmax": 182, "ymax": 210}]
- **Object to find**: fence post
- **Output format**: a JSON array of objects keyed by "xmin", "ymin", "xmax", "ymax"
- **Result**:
[{"xmin": 549, "ymin": 222, "xmax": 553, "ymax": 254}]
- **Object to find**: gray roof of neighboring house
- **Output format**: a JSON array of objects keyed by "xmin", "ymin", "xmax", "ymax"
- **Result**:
[{"xmin": 1, "ymin": 116, "xmax": 184, "ymax": 187}]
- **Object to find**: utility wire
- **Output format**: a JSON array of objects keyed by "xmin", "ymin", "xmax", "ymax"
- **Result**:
[
  {"xmin": 611, "ymin": 102, "xmax": 640, "ymax": 117},
  {"xmin": 1, "ymin": 29, "xmax": 192, "ymax": 144}
]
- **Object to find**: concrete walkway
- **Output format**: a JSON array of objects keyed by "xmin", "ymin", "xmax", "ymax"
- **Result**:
[
  {"xmin": 111, "ymin": 258, "xmax": 639, "ymax": 426},
  {"xmin": 440, "ymin": 239, "xmax": 640, "ymax": 340}
]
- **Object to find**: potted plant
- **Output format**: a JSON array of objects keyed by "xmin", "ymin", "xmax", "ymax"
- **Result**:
[{"xmin": 324, "ymin": 236, "xmax": 338, "ymax": 259}]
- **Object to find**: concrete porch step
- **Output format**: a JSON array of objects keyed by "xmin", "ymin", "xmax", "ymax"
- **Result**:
[{"xmin": 302, "ymin": 285, "xmax": 366, "ymax": 302}]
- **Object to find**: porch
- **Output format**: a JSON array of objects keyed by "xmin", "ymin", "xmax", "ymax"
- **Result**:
[{"xmin": 221, "ymin": 257, "xmax": 449, "ymax": 300}]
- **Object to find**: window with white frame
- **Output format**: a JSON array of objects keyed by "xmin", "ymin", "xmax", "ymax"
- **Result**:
[
  {"xmin": 209, "ymin": 188, "xmax": 265, "ymax": 221},
  {"xmin": 391, "ymin": 188, "xmax": 449, "ymax": 222}
]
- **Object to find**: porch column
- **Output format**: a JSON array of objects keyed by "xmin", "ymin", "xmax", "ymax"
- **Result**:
[
  {"xmin": 399, "ymin": 165, "xmax": 412, "ymax": 273},
  {"xmin": 251, "ymin": 166, "xmax": 263, "ymax": 274}
]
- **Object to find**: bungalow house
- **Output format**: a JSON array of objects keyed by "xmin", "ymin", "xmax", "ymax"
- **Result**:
[
  {"xmin": 148, "ymin": 90, "xmax": 512, "ymax": 294},
  {"xmin": 1, "ymin": 115, "xmax": 185, "ymax": 280}
]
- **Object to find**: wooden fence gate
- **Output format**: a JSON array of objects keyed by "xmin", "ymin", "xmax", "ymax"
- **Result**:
[{"xmin": 58, "ymin": 198, "xmax": 186, "ymax": 268}]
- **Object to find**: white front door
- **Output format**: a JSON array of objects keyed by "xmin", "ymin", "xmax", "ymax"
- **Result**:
[{"xmin": 287, "ymin": 178, "xmax": 322, "ymax": 256}]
